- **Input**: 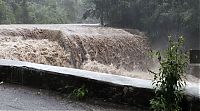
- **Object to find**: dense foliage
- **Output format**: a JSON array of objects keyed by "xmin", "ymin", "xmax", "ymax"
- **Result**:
[
  {"xmin": 0, "ymin": 0, "xmax": 83, "ymax": 24},
  {"xmin": 149, "ymin": 36, "xmax": 188, "ymax": 111},
  {"xmin": 1, "ymin": 0, "xmax": 198, "ymax": 35},
  {"xmin": 84, "ymin": 0, "xmax": 199, "ymax": 32},
  {"xmin": 0, "ymin": 0, "xmax": 199, "ymax": 48},
  {"xmin": 84, "ymin": 0, "xmax": 199, "ymax": 48}
]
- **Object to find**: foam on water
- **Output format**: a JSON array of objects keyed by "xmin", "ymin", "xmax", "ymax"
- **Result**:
[{"xmin": 0, "ymin": 25, "xmax": 161, "ymax": 80}]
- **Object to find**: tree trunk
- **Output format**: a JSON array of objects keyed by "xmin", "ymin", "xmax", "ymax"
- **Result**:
[{"xmin": 100, "ymin": 15, "xmax": 104, "ymax": 26}]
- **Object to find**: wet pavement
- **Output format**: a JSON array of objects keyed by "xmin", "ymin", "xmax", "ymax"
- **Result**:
[{"xmin": 0, "ymin": 83, "xmax": 141, "ymax": 110}]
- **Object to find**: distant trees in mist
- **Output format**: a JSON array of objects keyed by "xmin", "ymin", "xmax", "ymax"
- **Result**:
[{"xmin": 0, "ymin": 0, "xmax": 84, "ymax": 24}]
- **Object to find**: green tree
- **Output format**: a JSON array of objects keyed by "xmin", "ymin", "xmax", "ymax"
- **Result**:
[
  {"xmin": 21, "ymin": 0, "xmax": 30, "ymax": 23},
  {"xmin": 10, "ymin": 1, "xmax": 22, "ymax": 23},
  {"xmin": 0, "ymin": 0, "xmax": 6, "ymax": 23},
  {"xmin": 0, "ymin": 0, "xmax": 83, "ymax": 24},
  {"xmin": 0, "ymin": 0, "xmax": 15, "ymax": 24}
]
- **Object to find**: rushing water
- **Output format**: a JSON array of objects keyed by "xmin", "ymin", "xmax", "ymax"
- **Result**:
[{"xmin": 0, "ymin": 25, "xmax": 198, "ymax": 82}]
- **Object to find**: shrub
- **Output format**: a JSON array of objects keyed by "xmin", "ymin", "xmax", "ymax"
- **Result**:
[
  {"xmin": 149, "ymin": 36, "xmax": 189, "ymax": 111},
  {"xmin": 70, "ymin": 85, "xmax": 88, "ymax": 100}
]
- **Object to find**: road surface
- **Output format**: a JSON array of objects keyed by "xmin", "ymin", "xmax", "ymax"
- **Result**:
[{"xmin": 0, "ymin": 83, "xmax": 141, "ymax": 110}]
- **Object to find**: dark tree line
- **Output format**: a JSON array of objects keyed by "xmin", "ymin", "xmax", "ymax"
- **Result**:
[
  {"xmin": 83, "ymin": 0, "xmax": 199, "ymax": 49},
  {"xmin": 0, "ymin": 0, "xmax": 199, "ymax": 48},
  {"xmin": 84, "ymin": 0, "xmax": 199, "ymax": 33}
]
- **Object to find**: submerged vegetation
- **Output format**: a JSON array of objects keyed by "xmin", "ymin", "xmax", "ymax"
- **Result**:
[{"xmin": 149, "ymin": 36, "xmax": 189, "ymax": 111}]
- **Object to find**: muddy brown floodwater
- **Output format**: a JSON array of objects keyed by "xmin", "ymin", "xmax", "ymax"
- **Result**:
[{"xmin": 0, "ymin": 24, "xmax": 199, "ymax": 82}]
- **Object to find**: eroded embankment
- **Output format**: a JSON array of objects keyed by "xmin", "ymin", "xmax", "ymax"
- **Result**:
[{"xmin": 0, "ymin": 25, "xmax": 153, "ymax": 79}]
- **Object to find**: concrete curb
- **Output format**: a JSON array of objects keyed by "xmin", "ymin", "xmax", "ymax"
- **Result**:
[
  {"xmin": 0, "ymin": 59, "xmax": 199, "ymax": 110},
  {"xmin": 0, "ymin": 59, "xmax": 199, "ymax": 98},
  {"xmin": 0, "ymin": 59, "xmax": 153, "ymax": 89}
]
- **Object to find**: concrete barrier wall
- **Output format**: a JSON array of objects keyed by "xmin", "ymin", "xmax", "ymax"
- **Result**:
[{"xmin": 0, "ymin": 59, "xmax": 199, "ymax": 110}]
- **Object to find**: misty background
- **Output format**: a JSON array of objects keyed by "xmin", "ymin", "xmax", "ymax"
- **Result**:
[{"xmin": 0, "ymin": 0, "xmax": 199, "ymax": 49}]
